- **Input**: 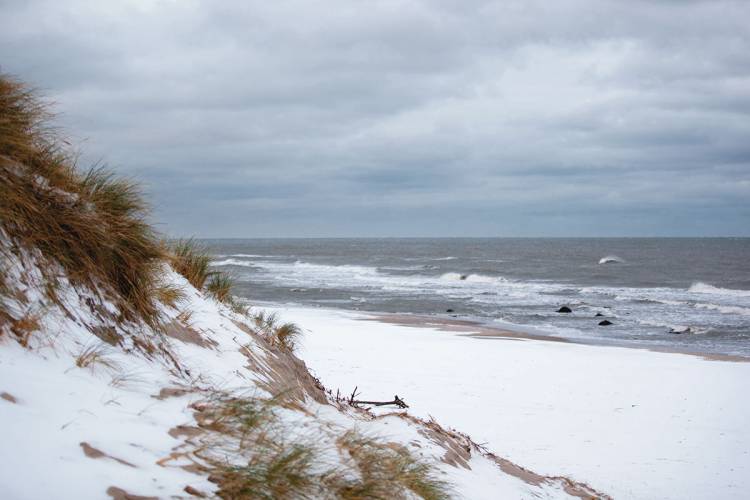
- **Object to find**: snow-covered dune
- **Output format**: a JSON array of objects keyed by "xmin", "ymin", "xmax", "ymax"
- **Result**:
[{"xmin": 0, "ymin": 243, "xmax": 603, "ymax": 499}]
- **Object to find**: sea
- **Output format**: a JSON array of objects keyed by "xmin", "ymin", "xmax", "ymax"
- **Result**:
[{"xmin": 204, "ymin": 238, "xmax": 750, "ymax": 357}]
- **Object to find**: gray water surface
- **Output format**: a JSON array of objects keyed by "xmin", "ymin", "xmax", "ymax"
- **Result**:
[{"xmin": 205, "ymin": 238, "xmax": 750, "ymax": 356}]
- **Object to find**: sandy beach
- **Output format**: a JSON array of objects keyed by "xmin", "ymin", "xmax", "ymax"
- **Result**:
[
  {"xmin": 270, "ymin": 304, "xmax": 750, "ymax": 500},
  {"xmin": 368, "ymin": 312, "xmax": 750, "ymax": 363}
]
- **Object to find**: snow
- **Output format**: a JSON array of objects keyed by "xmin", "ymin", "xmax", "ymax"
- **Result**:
[
  {"xmin": 0, "ymin": 341, "xmax": 207, "ymax": 500},
  {"xmin": 276, "ymin": 305, "xmax": 750, "ymax": 500},
  {"xmin": 1, "ymin": 241, "xmax": 586, "ymax": 499}
]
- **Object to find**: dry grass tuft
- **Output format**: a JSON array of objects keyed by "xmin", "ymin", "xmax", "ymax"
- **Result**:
[
  {"xmin": 252, "ymin": 310, "xmax": 279, "ymax": 333},
  {"xmin": 75, "ymin": 342, "xmax": 119, "ymax": 372},
  {"xmin": 9, "ymin": 312, "xmax": 41, "ymax": 347},
  {"xmin": 176, "ymin": 309, "xmax": 194, "ymax": 327},
  {"xmin": 273, "ymin": 322, "xmax": 302, "ymax": 352},
  {"xmin": 109, "ymin": 369, "xmax": 146, "ymax": 389},
  {"xmin": 249, "ymin": 310, "xmax": 303, "ymax": 352},
  {"xmin": 169, "ymin": 239, "xmax": 213, "ymax": 289},
  {"xmin": 212, "ymin": 444, "xmax": 318, "ymax": 500},
  {"xmin": 336, "ymin": 430, "xmax": 452, "ymax": 500},
  {"xmin": 0, "ymin": 74, "xmax": 164, "ymax": 327},
  {"xmin": 230, "ymin": 299, "xmax": 249, "ymax": 316},
  {"xmin": 206, "ymin": 273, "xmax": 233, "ymax": 303},
  {"xmin": 155, "ymin": 283, "xmax": 186, "ymax": 309},
  {"xmin": 196, "ymin": 394, "xmax": 321, "ymax": 499},
  {"xmin": 195, "ymin": 394, "xmax": 452, "ymax": 500}
]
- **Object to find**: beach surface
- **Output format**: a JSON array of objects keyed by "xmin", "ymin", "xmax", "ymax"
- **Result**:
[{"xmin": 269, "ymin": 304, "xmax": 750, "ymax": 500}]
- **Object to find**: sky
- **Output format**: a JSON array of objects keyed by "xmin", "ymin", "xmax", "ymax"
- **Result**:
[{"xmin": 1, "ymin": 0, "xmax": 749, "ymax": 237}]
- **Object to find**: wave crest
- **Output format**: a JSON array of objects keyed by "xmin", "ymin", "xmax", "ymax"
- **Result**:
[
  {"xmin": 598, "ymin": 255, "xmax": 625, "ymax": 264},
  {"xmin": 440, "ymin": 272, "xmax": 506, "ymax": 284},
  {"xmin": 210, "ymin": 258, "xmax": 255, "ymax": 267},
  {"xmin": 688, "ymin": 282, "xmax": 750, "ymax": 298}
]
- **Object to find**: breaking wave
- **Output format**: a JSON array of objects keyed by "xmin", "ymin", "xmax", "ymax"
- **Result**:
[
  {"xmin": 598, "ymin": 255, "xmax": 625, "ymax": 264},
  {"xmin": 694, "ymin": 303, "xmax": 750, "ymax": 316},
  {"xmin": 291, "ymin": 261, "xmax": 379, "ymax": 276},
  {"xmin": 688, "ymin": 282, "xmax": 750, "ymax": 298},
  {"xmin": 210, "ymin": 258, "xmax": 256, "ymax": 267},
  {"xmin": 440, "ymin": 272, "xmax": 506, "ymax": 284}
]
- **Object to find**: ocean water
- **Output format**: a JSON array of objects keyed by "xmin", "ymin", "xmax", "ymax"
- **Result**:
[{"xmin": 205, "ymin": 238, "xmax": 750, "ymax": 357}]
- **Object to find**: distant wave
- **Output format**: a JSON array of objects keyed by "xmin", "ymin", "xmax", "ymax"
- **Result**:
[
  {"xmin": 379, "ymin": 264, "xmax": 440, "ymax": 272},
  {"xmin": 440, "ymin": 272, "xmax": 506, "ymax": 284},
  {"xmin": 292, "ymin": 261, "xmax": 379, "ymax": 275},
  {"xmin": 598, "ymin": 255, "xmax": 625, "ymax": 264},
  {"xmin": 229, "ymin": 253, "xmax": 275, "ymax": 258},
  {"xmin": 403, "ymin": 256, "xmax": 456, "ymax": 262},
  {"xmin": 688, "ymin": 282, "xmax": 750, "ymax": 298},
  {"xmin": 210, "ymin": 258, "xmax": 256, "ymax": 267},
  {"xmin": 694, "ymin": 303, "xmax": 750, "ymax": 316}
]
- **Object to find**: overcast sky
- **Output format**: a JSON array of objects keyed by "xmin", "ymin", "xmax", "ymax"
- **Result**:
[{"xmin": 2, "ymin": 0, "xmax": 749, "ymax": 237}]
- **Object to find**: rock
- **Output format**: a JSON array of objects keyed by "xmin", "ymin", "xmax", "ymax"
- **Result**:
[
  {"xmin": 598, "ymin": 320, "xmax": 613, "ymax": 326},
  {"xmin": 595, "ymin": 312, "xmax": 604, "ymax": 317},
  {"xmin": 557, "ymin": 306, "xmax": 572, "ymax": 313},
  {"xmin": 670, "ymin": 326, "xmax": 691, "ymax": 334},
  {"xmin": 446, "ymin": 309, "xmax": 454, "ymax": 313}
]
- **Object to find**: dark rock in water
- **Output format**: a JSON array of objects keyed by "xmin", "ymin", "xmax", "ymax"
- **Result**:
[
  {"xmin": 595, "ymin": 312, "xmax": 604, "ymax": 317},
  {"xmin": 557, "ymin": 306, "xmax": 572, "ymax": 313},
  {"xmin": 446, "ymin": 309, "xmax": 454, "ymax": 313},
  {"xmin": 598, "ymin": 320, "xmax": 613, "ymax": 326},
  {"xmin": 459, "ymin": 274, "xmax": 468, "ymax": 281}
]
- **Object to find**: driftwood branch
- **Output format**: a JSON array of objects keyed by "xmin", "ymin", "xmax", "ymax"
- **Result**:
[
  {"xmin": 330, "ymin": 386, "xmax": 409, "ymax": 409},
  {"xmin": 352, "ymin": 395, "xmax": 409, "ymax": 409}
]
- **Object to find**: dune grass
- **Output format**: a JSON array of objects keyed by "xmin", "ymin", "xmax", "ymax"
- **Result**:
[
  {"xmin": 8, "ymin": 311, "xmax": 41, "ymax": 347},
  {"xmin": 0, "ymin": 74, "xmax": 164, "ymax": 327},
  {"xmin": 154, "ymin": 283, "xmax": 186, "ymax": 309},
  {"xmin": 206, "ymin": 273, "xmax": 234, "ymax": 303},
  {"xmin": 169, "ymin": 238, "xmax": 213, "ymax": 289},
  {"xmin": 168, "ymin": 238, "xmax": 244, "ymax": 311},
  {"xmin": 273, "ymin": 322, "xmax": 303, "ymax": 351},
  {"xmin": 197, "ymin": 394, "xmax": 318, "ymax": 499},
  {"xmin": 197, "ymin": 393, "xmax": 452, "ymax": 500},
  {"xmin": 75, "ymin": 342, "xmax": 119, "ymax": 372},
  {"xmin": 250, "ymin": 310, "xmax": 303, "ymax": 351},
  {"xmin": 0, "ymin": 74, "xmax": 232, "ymax": 328},
  {"xmin": 336, "ymin": 430, "xmax": 452, "ymax": 500}
]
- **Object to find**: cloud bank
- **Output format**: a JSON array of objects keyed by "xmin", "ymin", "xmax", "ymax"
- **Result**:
[{"xmin": 2, "ymin": 0, "xmax": 749, "ymax": 236}]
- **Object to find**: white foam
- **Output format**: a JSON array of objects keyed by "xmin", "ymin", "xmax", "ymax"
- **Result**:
[
  {"xmin": 292, "ymin": 261, "xmax": 379, "ymax": 276},
  {"xmin": 229, "ymin": 253, "xmax": 275, "ymax": 258},
  {"xmin": 688, "ymin": 282, "xmax": 750, "ymax": 298},
  {"xmin": 440, "ymin": 272, "xmax": 465, "ymax": 281},
  {"xmin": 439, "ymin": 272, "xmax": 505, "ymax": 284},
  {"xmin": 378, "ymin": 265, "xmax": 429, "ymax": 272},
  {"xmin": 695, "ymin": 303, "xmax": 750, "ymax": 317},
  {"xmin": 465, "ymin": 274, "xmax": 507, "ymax": 284},
  {"xmin": 598, "ymin": 255, "xmax": 625, "ymax": 264},
  {"xmin": 210, "ymin": 258, "xmax": 256, "ymax": 267}
]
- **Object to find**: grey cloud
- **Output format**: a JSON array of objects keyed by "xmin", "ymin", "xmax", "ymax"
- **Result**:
[{"xmin": 1, "ymin": 0, "xmax": 749, "ymax": 237}]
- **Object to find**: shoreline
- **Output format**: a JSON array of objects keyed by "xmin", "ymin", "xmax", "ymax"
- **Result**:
[{"xmin": 363, "ymin": 311, "xmax": 750, "ymax": 363}]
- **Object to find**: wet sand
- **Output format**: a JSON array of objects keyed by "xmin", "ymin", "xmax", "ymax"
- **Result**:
[{"xmin": 364, "ymin": 312, "xmax": 750, "ymax": 363}]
